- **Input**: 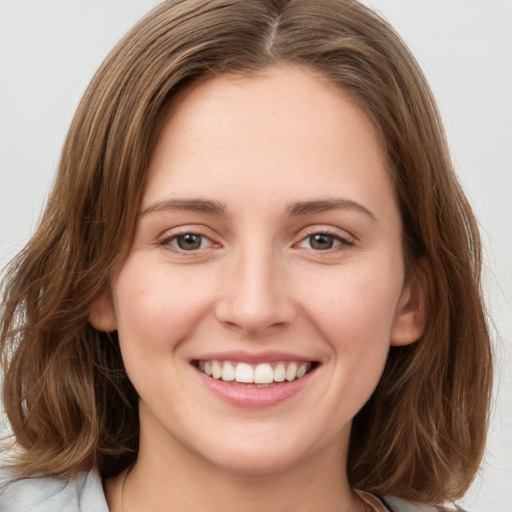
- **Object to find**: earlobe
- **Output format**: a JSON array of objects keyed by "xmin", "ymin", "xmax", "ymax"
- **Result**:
[
  {"xmin": 89, "ymin": 289, "xmax": 117, "ymax": 332},
  {"xmin": 390, "ymin": 258, "xmax": 431, "ymax": 347}
]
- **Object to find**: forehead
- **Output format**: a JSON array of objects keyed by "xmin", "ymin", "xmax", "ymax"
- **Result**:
[{"xmin": 143, "ymin": 64, "xmax": 397, "ymax": 221}]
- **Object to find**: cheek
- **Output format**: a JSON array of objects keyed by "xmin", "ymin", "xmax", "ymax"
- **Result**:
[
  {"xmin": 299, "ymin": 263, "xmax": 404, "ymax": 354},
  {"xmin": 302, "ymin": 268, "xmax": 403, "ymax": 416},
  {"xmin": 113, "ymin": 261, "xmax": 213, "ymax": 354}
]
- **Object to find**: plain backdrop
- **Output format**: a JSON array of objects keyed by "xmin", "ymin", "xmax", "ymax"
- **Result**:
[{"xmin": 1, "ymin": 1, "xmax": 511, "ymax": 510}]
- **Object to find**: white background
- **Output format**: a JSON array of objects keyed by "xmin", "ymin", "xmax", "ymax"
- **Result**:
[{"xmin": 1, "ymin": 1, "xmax": 511, "ymax": 510}]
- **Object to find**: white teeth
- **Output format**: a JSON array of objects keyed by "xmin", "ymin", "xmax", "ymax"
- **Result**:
[
  {"xmin": 221, "ymin": 361, "xmax": 235, "ymax": 381},
  {"xmin": 285, "ymin": 362, "xmax": 298, "ymax": 382},
  {"xmin": 235, "ymin": 362, "xmax": 254, "ymax": 383},
  {"xmin": 254, "ymin": 363, "xmax": 274, "ymax": 384},
  {"xmin": 197, "ymin": 360, "xmax": 313, "ymax": 384},
  {"xmin": 211, "ymin": 360, "xmax": 222, "ymax": 379},
  {"xmin": 297, "ymin": 363, "xmax": 307, "ymax": 379},
  {"xmin": 273, "ymin": 363, "xmax": 286, "ymax": 382}
]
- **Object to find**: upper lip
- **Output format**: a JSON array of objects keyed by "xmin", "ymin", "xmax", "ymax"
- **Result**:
[{"xmin": 190, "ymin": 350, "xmax": 318, "ymax": 364}]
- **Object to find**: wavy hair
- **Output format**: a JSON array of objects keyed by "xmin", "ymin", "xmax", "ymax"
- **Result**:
[{"xmin": 1, "ymin": 0, "xmax": 492, "ymax": 504}]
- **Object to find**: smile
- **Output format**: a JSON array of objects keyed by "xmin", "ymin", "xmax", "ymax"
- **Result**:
[{"xmin": 193, "ymin": 360, "xmax": 317, "ymax": 387}]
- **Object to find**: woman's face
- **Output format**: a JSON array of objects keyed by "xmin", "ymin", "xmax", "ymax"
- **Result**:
[{"xmin": 91, "ymin": 65, "xmax": 425, "ymax": 475}]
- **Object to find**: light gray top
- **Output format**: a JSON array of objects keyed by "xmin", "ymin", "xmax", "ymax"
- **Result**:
[
  {"xmin": 0, "ymin": 469, "xmax": 108, "ymax": 512},
  {"xmin": 0, "ymin": 468, "xmax": 466, "ymax": 512}
]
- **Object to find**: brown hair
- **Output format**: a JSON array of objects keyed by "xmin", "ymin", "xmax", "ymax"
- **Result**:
[{"xmin": 1, "ymin": 0, "xmax": 492, "ymax": 504}]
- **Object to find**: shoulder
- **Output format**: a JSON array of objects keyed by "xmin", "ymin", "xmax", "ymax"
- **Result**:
[
  {"xmin": 382, "ymin": 496, "xmax": 469, "ymax": 512},
  {"xmin": 0, "ymin": 467, "xmax": 109, "ymax": 512}
]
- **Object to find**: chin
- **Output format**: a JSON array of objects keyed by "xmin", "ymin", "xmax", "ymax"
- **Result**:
[
  {"xmin": 206, "ymin": 446, "xmax": 308, "ymax": 476},
  {"xmin": 190, "ymin": 424, "xmax": 338, "ymax": 477}
]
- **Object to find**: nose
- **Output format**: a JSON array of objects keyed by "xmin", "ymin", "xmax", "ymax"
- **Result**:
[{"xmin": 214, "ymin": 246, "xmax": 296, "ymax": 335}]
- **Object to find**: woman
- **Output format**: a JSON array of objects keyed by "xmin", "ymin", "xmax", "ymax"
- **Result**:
[{"xmin": 0, "ymin": 1, "xmax": 492, "ymax": 511}]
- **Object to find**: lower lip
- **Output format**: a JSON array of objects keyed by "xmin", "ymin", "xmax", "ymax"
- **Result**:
[{"xmin": 195, "ymin": 367, "xmax": 315, "ymax": 408}]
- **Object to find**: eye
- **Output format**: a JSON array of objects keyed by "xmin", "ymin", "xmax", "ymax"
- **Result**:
[
  {"xmin": 297, "ymin": 232, "xmax": 352, "ymax": 251},
  {"xmin": 161, "ymin": 233, "xmax": 214, "ymax": 252}
]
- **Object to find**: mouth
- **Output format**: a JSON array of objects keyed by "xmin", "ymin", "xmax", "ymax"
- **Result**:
[{"xmin": 191, "ymin": 359, "xmax": 320, "ymax": 388}]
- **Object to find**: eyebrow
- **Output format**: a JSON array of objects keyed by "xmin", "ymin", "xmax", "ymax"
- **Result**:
[
  {"xmin": 141, "ymin": 197, "xmax": 376, "ymax": 221},
  {"xmin": 286, "ymin": 198, "xmax": 376, "ymax": 221},
  {"xmin": 141, "ymin": 198, "xmax": 226, "ymax": 216}
]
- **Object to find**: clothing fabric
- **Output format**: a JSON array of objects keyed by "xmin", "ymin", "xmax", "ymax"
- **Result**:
[
  {"xmin": 0, "ymin": 468, "xmax": 467, "ymax": 512},
  {"xmin": 357, "ymin": 491, "xmax": 467, "ymax": 512},
  {"xmin": 0, "ymin": 469, "xmax": 108, "ymax": 512}
]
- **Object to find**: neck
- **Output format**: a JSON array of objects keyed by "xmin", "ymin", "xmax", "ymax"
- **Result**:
[{"xmin": 120, "ymin": 460, "xmax": 360, "ymax": 512}]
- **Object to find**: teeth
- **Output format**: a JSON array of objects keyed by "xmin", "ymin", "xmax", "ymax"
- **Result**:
[
  {"xmin": 274, "ymin": 363, "xmax": 286, "ymax": 382},
  {"xmin": 254, "ymin": 363, "xmax": 273, "ymax": 384},
  {"xmin": 211, "ymin": 360, "xmax": 222, "ymax": 379},
  {"xmin": 221, "ymin": 361, "xmax": 235, "ymax": 381},
  {"xmin": 197, "ymin": 360, "xmax": 313, "ymax": 384},
  {"xmin": 235, "ymin": 362, "xmax": 254, "ymax": 383},
  {"xmin": 297, "ymin": 363, "xmax": 308, "ymax": 379},
  {"xmin": 285, "ymin": 362, "xmax": 298, "ymax": 382}
]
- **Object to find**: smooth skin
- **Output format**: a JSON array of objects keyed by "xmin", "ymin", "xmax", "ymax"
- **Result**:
[{"xmin": 91, "ymin": 65, "xmax": 428, "ymax": 512}]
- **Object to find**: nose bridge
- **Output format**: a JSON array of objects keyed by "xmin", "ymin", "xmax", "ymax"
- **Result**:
[{"xmin": 215, "ymin": 237, "xmax": 294, "ymax": 333}]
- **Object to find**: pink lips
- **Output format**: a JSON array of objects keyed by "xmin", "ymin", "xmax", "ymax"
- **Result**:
[
  {"xmin": 195, "ymin": 370, "xmax": 313, "ymax": 408},
  {"xmin": 192, "ymin": 351, "xmax": 318, "ymax": 408}
]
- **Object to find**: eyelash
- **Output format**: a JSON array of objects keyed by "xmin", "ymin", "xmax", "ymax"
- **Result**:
[{"xmin": 158, "ymin": 227, "xmax": 354, "ymax": 255}]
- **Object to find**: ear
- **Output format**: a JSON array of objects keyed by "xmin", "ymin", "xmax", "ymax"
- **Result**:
[
  {"xmin": 89, "ymin": 289, "xmax": 117, "ymax": 332},
  {"xmin": 390, "ymin": 258, "xmax": 431, "ymax": 347}
]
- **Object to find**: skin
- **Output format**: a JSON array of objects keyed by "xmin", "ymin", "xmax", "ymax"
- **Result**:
[{"xmin": 91, "ymin": 65, "xmax": 427, "ymax": 512}]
